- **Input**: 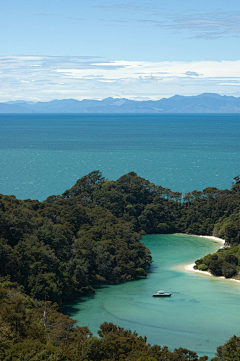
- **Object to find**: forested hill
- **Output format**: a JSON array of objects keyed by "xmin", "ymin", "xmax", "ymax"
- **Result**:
[
  {"xmin": 60, "ymin": 171, "xmax": 240, "ymax": 243},
  {"xmin": 1, "ymin": 172, "xmax": 240, "ymax": 359},
  {"xmin": 0, "ymin": 171, "xmax": 240, "ymax": 306}
]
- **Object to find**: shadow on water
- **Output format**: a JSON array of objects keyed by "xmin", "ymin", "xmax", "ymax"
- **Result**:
[
  {"xmin": 63, "ymin": 284, "xmax": 109, "ymax": 316},
  {"xmin": 64, "ymin": 279, "xmax": 147, "ymax": 317}
]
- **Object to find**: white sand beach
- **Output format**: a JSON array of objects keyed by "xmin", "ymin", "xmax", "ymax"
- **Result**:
[
  {"xmin": 197, "ymin": 235, "xmax": 225, "ymax": 245},
  {"xmin": 185, "ymin": 263, "xmax": 240, "ymax": 283},
  {"xmin": 183, "ymin": 235, "xmax": 240, "ymax": 283},
  {"xmin": 177, "ymin": 233, "xmax": 225, "ymax": 245},
  {"xmin": 184, "ymin": 263, "xmax": 212, "ymax": 276}
]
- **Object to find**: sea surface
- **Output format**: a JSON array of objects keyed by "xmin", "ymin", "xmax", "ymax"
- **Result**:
[
  {"xmin": 0, "ymin": 113, "xmax": 240, "ymax": 358},
  {"xmin": 65, "ymin": 234, "xmax": 240, "ymax": 359},
  {"xmin": 0, "ymin": 113, "xmax": 239, "ymax": 200}
]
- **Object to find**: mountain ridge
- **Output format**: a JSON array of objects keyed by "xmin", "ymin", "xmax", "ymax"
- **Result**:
[{"xmin": 0, "ymin": 93, "xmax": 239, "ymax": 113}]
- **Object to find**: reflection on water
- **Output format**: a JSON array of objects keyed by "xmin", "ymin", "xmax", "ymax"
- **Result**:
[{"xmin": 65, "ymin": 234, "xmax": 240, "ymax": 359}]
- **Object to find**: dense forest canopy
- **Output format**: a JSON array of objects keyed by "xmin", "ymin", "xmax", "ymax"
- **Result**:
[
  {"xmin": 0, "ymin": 171, "xmax": 240, "ymax": 360},
  {"xmin": 0, "ymin": 171, "xmax": 239, "ymax": 305}
]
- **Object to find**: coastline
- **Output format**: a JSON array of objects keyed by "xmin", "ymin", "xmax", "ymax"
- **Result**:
[
  {"xmin": 196, "ymin": 235, "xmax": 225, "ymax": 245},
  {"xmin": 183, "ymin": 234, "xmax": 240, "ymax": 284},
  {"xmin": 184, "ymin": 263, "xmax": 212, "ymax": 277},
  {"xmin": 184, "ymin": 263, "xmax": 240, "ymax": 283},
  {"xmin": 177, "ymin": 233, "xmax": 225, "ymax": 245}
]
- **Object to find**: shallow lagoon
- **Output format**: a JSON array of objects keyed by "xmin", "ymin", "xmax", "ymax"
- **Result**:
[{"xmin": 65, "ymin": 234, "xmax": 240, "ymax": 359}]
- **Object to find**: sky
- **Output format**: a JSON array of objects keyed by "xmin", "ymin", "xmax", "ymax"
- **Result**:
[{"xmin": 0, "ymin": 0, "xmax": 239, "ymax": 101}]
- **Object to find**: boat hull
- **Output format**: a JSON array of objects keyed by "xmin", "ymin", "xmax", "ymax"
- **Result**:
[{"xmin": 152, "ymin": 293, "xmax": 171, "ymax": 297}]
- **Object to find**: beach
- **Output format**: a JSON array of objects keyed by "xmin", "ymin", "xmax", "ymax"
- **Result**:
[
  {"xmin": 196, "ymin": 235, "xmax": 225, "ymax": 245},
  {"xmin": 183, "ymin": 235, "xmax": 240, "ymax": 283}
]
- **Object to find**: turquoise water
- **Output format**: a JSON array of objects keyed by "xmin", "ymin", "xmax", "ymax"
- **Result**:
[
  {"xmin": 1, "ymin": 114, "xmax": 239, "ymax": 357},
  {"xmin": 65, "ymin": 234, "xmax": 240, "ymax": 359},
  {"xmin": 0, "ymin": 114, "xmax": 239, "ymax": 200}
]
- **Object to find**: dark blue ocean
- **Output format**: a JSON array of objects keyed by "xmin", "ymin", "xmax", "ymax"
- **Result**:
[{"xmin": 0, "ymin": 113, "xmax": 239, "ymax": 200}]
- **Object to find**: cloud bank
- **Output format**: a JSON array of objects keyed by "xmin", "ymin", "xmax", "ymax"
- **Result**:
[{"xmin": 0, "ymin": 56, "xmax": 239, "ymax": 101}]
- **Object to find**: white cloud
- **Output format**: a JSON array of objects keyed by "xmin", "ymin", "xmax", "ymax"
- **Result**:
[
  {"xmin": 0, "ymin": 56, "xmax": 239, "ymax": 101},
  {"xmin": 55, "ymin": 59, "xmax": 240, "ymax": 81}
]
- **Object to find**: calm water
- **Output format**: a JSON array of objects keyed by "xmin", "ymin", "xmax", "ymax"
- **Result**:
[
  {"xmin": 0, "ymin": 113, "xmax": 239, "ymax": 200},
  {"xmin": 1, "ymin": 114, "xmax": 239, "ymax": 357},
  {"xmin": 65, "ymin": 234, "xmax": 240, "ymax": 359}
]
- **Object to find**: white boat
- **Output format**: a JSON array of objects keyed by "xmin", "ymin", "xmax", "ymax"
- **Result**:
[{"xmin": 152, "ymin": 290, "xmax": 171, "ymax": 297}]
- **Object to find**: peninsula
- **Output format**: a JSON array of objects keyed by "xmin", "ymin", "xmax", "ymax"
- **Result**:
[{"xmin": 1, "ymin": 171, "xmax": 240, "ymax": 360}]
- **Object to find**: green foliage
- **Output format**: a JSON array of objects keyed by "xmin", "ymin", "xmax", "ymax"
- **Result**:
[
  {"xmin": 1, "ymin": 283, "xmax": 213, "ymax": 361},
  {"xmin": 0, "ymin": 171, "xmax": 240, "ymax": 307},
  {"xmin": 0, "ymin": 281, "xmax": 239, "ymax": 360},
  {"xmin": 0, "ymin": 172, "xmax": 240, "ymax": 359},
  {"xmin": 214, "ymin": 212, "xmax": 240, "ymax": 246},
  {"xmin": 213, "ymin": 335, "xmax": 240, "ymax": 361},
  {"xmin": 196, "ymin": 245, "xmax": 240, "ymax": 279},
  {"xmin": 0, "ymin": 172, "xmax": 154, "ymax": 304},
  {"xmin": 198, "ymin": 264, "xmax": 208, "ymax": 271},
  {"xmin": 0, "ymin": 283, "xmax": 91, "ymax": 361}
]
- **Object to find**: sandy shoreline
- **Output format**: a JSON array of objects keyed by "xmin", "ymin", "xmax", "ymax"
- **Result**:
[
  {"xmin": 196, "ymin": 235, "xmax": 225, "ymax": 244},
  {"xmin": 185, "ymin": 263, "xmax": 212, "ymax": 276},
  {"xmin": 183, "ymin": 235, "xmax": 240, "ymax": 284},
  {"xmin": 179, "ymin": 234, "xmax": 225, "ymax": 244},
  {"xmin": 184, "ymin": 263, "xmax": 240, "ymax": 283},
  {"xmin": 177, "ymin": 233, "xmax": 226, "ymax": 245}
]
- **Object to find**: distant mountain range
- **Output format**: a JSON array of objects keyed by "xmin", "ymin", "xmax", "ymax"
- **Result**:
[{"xmin": 0, "ymin": 93, "xmax": 240, "ymax": 113}]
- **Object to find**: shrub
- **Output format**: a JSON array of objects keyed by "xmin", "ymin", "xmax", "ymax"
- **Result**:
[
  {"xmin": 198, "ymin": 264, "xmax": 208, "ymax": 271},
  {"xmin": 222, "ymin": 264, "xmax": 236, "ymax": 278}
]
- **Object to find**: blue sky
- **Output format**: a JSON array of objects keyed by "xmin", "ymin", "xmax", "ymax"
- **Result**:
[{"xmin": 0, "ymin": 0, "xmax": 239, "ymax": 101}]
